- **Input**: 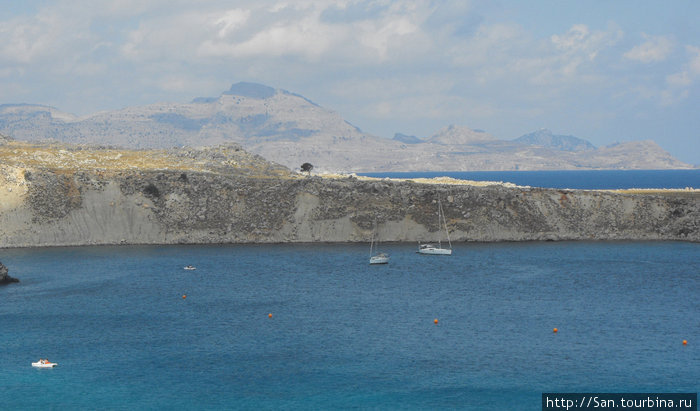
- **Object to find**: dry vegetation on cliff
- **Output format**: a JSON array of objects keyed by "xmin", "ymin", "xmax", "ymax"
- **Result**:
[
  {"xmin": 0, "ymin": 135, "xmax": 698, "ymax": 246},
  {"xmin": 0, "ymin": 139, "xmax": 291, "ymax": 178}
]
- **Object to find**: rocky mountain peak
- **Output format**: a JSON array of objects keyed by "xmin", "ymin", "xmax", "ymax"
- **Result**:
[
  {"xmin": 223, "ymin": 82, "xmax": 277, "ymax": 99},
  {"xmin": 515, "ymin": 129, "xmax": 596, "ymax": 151},
  {"xmin": 427, "ymin": 125, "xmax": 496, "ymax": 145}
]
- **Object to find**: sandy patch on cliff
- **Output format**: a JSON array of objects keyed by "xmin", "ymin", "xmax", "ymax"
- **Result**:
[{"xmin": 0, "ymin": 166, "xmax": 28, "ymax": 211}]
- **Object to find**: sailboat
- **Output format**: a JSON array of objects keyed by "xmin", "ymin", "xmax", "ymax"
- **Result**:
[
  {"xmin": 418, "ymin": 195, "xmax": 452, "ymax": 255},
  {"xmin": 369, "ymin": 222, "xmax": 389, "ymax": 265}
]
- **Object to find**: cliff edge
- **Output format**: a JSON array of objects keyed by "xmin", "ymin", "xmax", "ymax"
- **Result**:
[{"xmin": 0, "ymin": 140, "xmax": 698, "ymax": 247}]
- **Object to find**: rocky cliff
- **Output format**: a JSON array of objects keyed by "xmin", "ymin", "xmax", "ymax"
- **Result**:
[
  {"xmin": 0, "ymin": 261, "xmax": 19, "ymax": 284},
  {"xmin": 0, "ymin": 139, "xmax": 698, "ymax": 247}
]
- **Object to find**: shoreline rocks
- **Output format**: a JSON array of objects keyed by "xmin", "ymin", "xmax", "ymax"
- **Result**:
[{"xmin": 0, "ymin": 261, "xmax": 19, "ymax": 285}]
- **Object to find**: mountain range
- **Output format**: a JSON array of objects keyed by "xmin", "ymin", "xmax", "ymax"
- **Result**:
[{"xmin": 0, "ymin": 82, "xmax": 692, "ymax": 172}]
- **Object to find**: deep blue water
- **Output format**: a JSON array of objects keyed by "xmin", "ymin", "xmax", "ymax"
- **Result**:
[
  {"xmin": 1, "ymin": 242, "xmax": 698, "ymax": 409},
  {"xmin": 358, "ymin": 170, "xmax": 700, "ymax": 190}
]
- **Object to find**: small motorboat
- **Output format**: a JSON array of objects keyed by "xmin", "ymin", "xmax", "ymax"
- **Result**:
[
  {"xmin": 32, "ymin": 359, "xmax": 57, "ymax": 368},
  {"xmin": 183, "ymin": 265, "xmax": 196, "ymax": 270}
]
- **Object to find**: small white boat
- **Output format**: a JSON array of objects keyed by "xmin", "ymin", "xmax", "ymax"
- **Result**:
[
  {"xmin": 370, "ymin": 252, "xmax": 390, "ymax": 265},
  {"xmin": 183, "ymin": 265, "xmax": 196, "ymax": 270},
  {"xmin": 369, "ymin": 220, "xmax": 389, "ymax": 265},
  {"xmin": 418, "ymin": 243, "xmax": 452, "ymax": 255},
  {"xmin": 418, "ymin": 195, "xmax": 453, "ymax": 255},
  {"xmin": 32, "ymin": 359, "xmax": 57, "ymax": 368}
]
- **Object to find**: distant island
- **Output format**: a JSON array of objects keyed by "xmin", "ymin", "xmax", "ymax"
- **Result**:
[
  {"xmin": 0, "ymin": 82, "xmax": 694, "ymax": 173},
  {"xmin": 0, "ymin": 136, "xmax": 697, "ymax": 248}
]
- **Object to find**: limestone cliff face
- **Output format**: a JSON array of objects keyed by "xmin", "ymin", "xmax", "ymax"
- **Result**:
[{"xmin": 0, "ymin": 141, "xmax": 697, "ymax": 247}]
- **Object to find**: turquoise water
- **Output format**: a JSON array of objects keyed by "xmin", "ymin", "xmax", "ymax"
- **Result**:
[
  {"xmin": 1, "ymin": 242, "xmax": 698, "ymax": 409},
  {"xmin": 358, "ymin": 170, "xmax": 700, "ymax": 190}
]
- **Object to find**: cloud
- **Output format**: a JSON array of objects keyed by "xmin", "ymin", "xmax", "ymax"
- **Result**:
[
  {"xmin": 624, "ymin": 34, "xmax": 674, "ymax": 63},
  {"xmin": 551, "ymin": 24, "xmax": 623, "ymax": 61},
  {"xmin": 0, "ymin": 11, "xmax": 75, "ymax": 65},
  {"xmin": 198, "ymin": 10, "xmax": 338, "ymax": 60},
  {"xmin": 213, "ymin": 9, "xmax": 252, "ymax": 39},
  {"xmin": 0, "ymin": 0, "xmax": 697, "ymax": 163},
  {"xmin": 195, "ymin": 0, "xmax": 434, "ymax": 62},
  {"xmin": 448, "ymin": 23, "xmax": 622, "ymax": 93},
  {"xmin": 661, "ymin": 45, "xmax": 700, "ymax": 105},
  {"xmin": 672, "ymin": 45, "xmax": 700, "ymax": 81}
]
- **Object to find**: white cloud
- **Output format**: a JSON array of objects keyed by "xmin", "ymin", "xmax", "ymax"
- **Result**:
[
  {"xmin": 661, "ymin": 45, "xmax": 700, "ymax": 105},
  {"xmin": 0, "ymin": 12, "xmax": 71, "ymax": 64},
  {"xmin": 624, "ymin": 34, "xmax": 674, "ymax": 63},
  {"xmin": 199, "ymin": 13, "xmax": 337, "ymax": 59},
  {"xmin": 551, "ymin": 24, "xmax": 623, "ymax": 61},
  {"xmin": 0, "ymin": 1, "xmax": 697, "ymax": 162},
  {"xmin": 356, "ymin": 14, "xmax": 426, "ymax": 61},
  {"xmin": 448, "ymin": 23, "xmax": 622, "ymax": 93},
  {"xmin": 213, "ymin": 9, "xmax": 252, "ymax": 39}
]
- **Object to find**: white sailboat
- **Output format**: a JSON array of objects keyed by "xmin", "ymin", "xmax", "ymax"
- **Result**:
[
  {"xmin": 418, "ymin": 196, "xmax": 452, "ymax": 255},
  {"xmin": 369, "ymin": 222, "xmax": 389, "ymax": 265}
]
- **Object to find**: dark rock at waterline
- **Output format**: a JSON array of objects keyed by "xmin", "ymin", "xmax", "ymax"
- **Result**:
[{"xmin": 0, "ymin": 261, "xmax": 19, "ymax": 285}]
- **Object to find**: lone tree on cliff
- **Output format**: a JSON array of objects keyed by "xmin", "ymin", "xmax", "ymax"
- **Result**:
[{"xmin": 301, "ymin": 162, "xmax": 313, "ymax": 176}]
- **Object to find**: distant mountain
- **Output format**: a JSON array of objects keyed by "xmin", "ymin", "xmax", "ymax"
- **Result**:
[
  {"xmin": 427, "ymin": 125, "xmax": 496, "ymax": 145},
  {"xmin": 393, "ymin": 133, "xmax": 422, "ymax": 144},
  {"xmin": 515, "ymin": 129, "xmax": 596, "ymax": 151},
  {"xmin": 0, "ymin": 83, "xmax": 693, "ymax": 172},
  {"xmin": 223, "ymin": 82, "xmax": 276, "ymax": 99}
]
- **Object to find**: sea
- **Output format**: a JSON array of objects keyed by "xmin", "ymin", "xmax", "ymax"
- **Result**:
[
  {"xmin": 358, "ymin": 169, "xmax": 700, "ymax": 190},
  {"xmin": 1, "ymin": 170, "xmax": 699, "ymax": 410},
  {"xmin": 1, "ymin": 242, "xmax": 698, "ymax": 410}
]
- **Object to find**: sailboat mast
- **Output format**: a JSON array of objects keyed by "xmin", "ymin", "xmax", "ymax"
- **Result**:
[
  {"xmin": 441, "ymin": 199, "xmax": 452, "ymax": 249},
  {"xmin": 437, "ymin": 197, "xmax": 442, "ymax": 248}
]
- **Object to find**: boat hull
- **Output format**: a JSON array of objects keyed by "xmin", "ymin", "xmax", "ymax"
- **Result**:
[
  {"xmin": 417, "ymin": 247, "xmax": 452, "ymax": 255},
  {"xmin": 369, "ymin": 255, "xmax": 390, "ymax": 264},
  {"xmin": 32, "ymin": 362, "xmax": 57, "ymax": 368}
]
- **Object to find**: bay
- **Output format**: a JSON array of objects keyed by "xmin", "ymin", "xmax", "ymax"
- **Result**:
[
  {"xmin": 358, "ymin": 169, "xmax": 700, "ymax": 190},
  {"xmin": 1, "ymin": 242, "xmax": 698, "ymax": 409}
]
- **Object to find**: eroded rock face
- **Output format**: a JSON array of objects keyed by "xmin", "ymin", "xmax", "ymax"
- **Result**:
[
  {"xmin": 0, "ymin": 261, "xmax": 19, "ymax": 284},
  {"xmin": 0, "ymin": 166, "xmax": 698, "ymax": 247},
  {"xmin": 0, "ymin": 141, "xmax": 698, "ymax": 247}
]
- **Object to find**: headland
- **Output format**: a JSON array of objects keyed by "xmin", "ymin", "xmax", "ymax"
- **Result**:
[{"xmin": 0, "ymin": 139, "xmax": 698, "ymax": 247}]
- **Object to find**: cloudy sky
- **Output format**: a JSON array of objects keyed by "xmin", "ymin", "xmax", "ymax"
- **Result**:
[{"xmin": 1, "ymin": 0, "xmax": 698, "ymax": 164}]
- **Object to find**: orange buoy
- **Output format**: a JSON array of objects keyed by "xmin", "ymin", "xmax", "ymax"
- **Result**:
[
  {"xmin": 553, "ymin": 328, "xmax": 558, "ymax": 333},
  {"xmin": 683, "ymin": 340, "xmax": 687, "ymax": 345},
  {"xmin": 434, "ymin": 318, "xmax": 438, "ymax": 324},
  {"xmin": 268, "ymin": 313, "xmax": 273, "ymax": 318},
  {"xmin": 182, "ymin": 294, "xmax": 186, "ymax": 299}
]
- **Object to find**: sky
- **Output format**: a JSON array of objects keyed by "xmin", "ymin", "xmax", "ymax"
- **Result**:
[{"xmin": 1, "ymin": 0, "xmax": 698, "ymax": 164}]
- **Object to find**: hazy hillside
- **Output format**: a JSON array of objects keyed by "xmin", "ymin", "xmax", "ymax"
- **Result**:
[
  {"xmin": 0, "ymin": 83, "xmax": 693, "ymax": 172},
  {"xmin": 514, "ymin": 129, "xmax": 596, "ymax": 151}
]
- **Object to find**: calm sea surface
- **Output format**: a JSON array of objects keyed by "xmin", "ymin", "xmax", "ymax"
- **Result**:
[
  {"xmin": 1, "ymin": 242, "xmax": 698, "ymax": 409},
  {"xmin": 358, "ymin": 169, "xmax": 700, "ymax": 190}
]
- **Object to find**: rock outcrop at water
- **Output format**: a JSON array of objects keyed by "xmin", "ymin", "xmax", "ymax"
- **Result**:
[
  {"xmin": 0, "ymin": 139, "xmax": 698, "ymax": 247},
  {"xmin": 0, "ymin": 261, "xmax": 19, "ymax": 284}
]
